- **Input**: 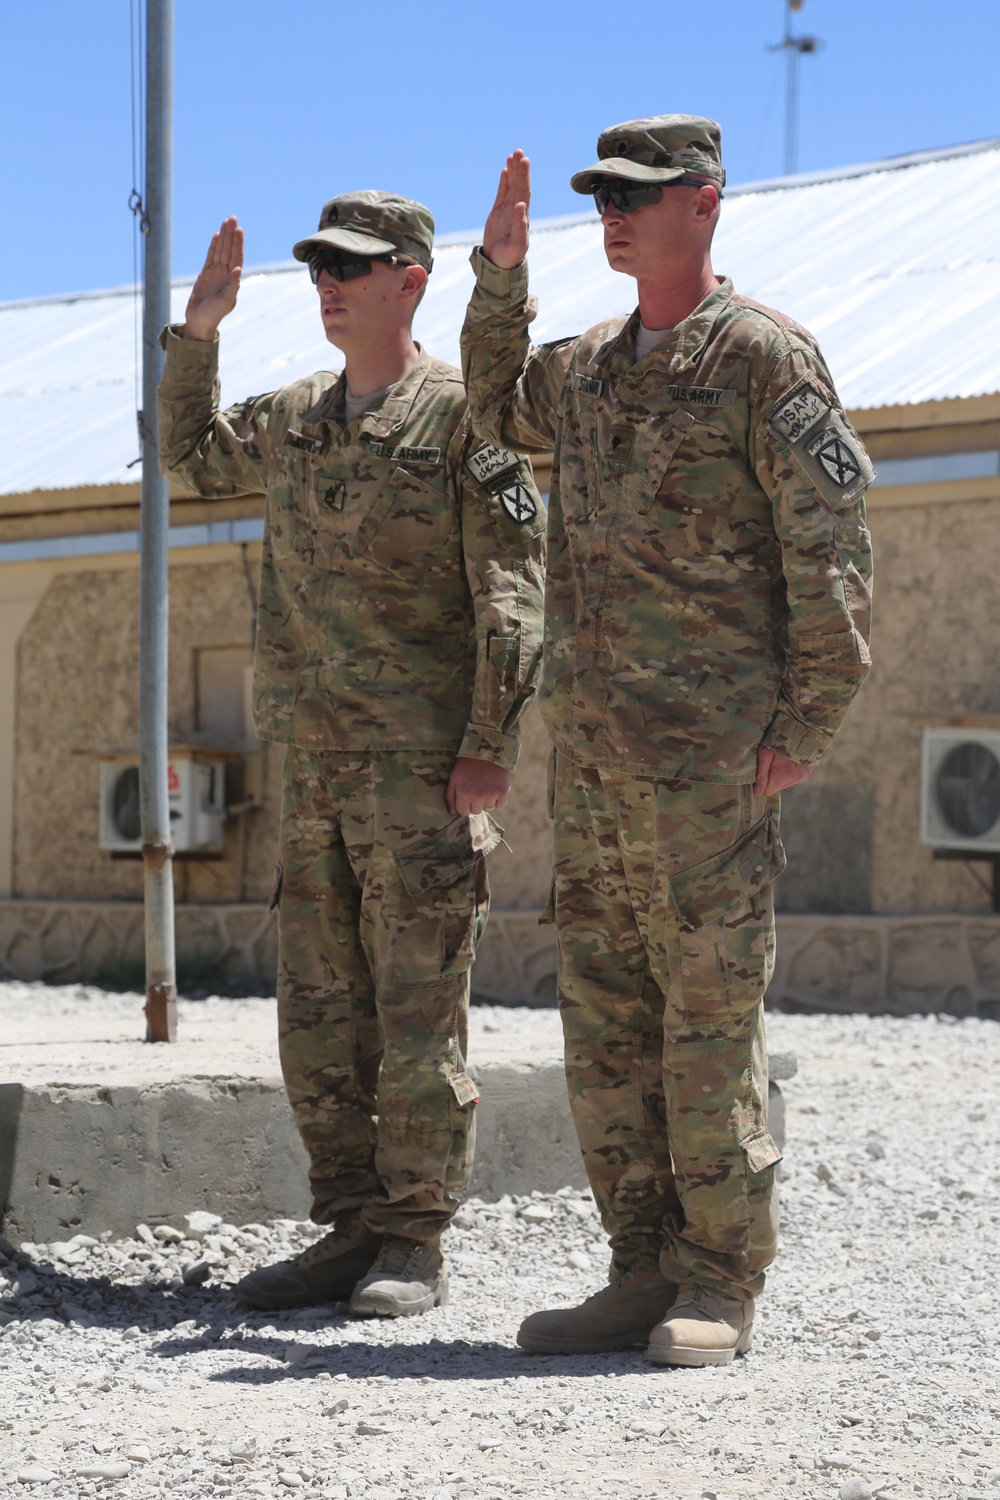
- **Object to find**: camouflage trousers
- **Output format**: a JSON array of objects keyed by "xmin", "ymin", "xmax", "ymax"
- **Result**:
[
  {"xmin": 552, "ymin": 756, "xmax": 786, "ymax": 1301},
  {"xmin": 274, "ymin": 749, "xmax": 495, "ymax": 1244}
]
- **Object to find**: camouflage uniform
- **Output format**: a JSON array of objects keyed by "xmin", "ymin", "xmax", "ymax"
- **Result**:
[
  {"xmin": 461, "ymin": 118, "xmax": 873, "ymax": 1298},
  {"xmin": 159, "ymin": 196, "xmax": 545, "ymax": 1242}
]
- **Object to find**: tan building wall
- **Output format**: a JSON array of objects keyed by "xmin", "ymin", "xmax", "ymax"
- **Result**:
[{"xmin": 1, "ymin": 394, "xmax": 999, "ymax": 996}]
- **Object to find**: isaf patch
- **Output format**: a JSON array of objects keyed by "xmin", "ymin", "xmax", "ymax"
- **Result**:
[
  {"xmin": 767, "ymin": 380, "xmax": 831, "ymax": 444},
  {"xmin": 466, "ymin": 443, "xmax": 519, "ymax": 484},
  {"xmin": 497, "ymin": 482, "xmax": 537, "ymax": 525}
]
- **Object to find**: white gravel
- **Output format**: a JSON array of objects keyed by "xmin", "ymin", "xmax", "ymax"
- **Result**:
[{"xmin": 1, "ymin": 1005, "xmax": 999, "ymax": 1499}]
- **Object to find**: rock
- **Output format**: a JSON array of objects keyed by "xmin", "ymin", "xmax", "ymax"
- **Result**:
[
  {"xmin": 126, "ymin": 1445, "xmax": 152, "ymax": 1462},
  {"xmin": 133, "ymin": 1375, "xmax": 165, "ymax": 1393},
  {"xmin": 357, "ymin": 1421, "xmax": 389, "ymax": 1436},
  {"xmin": 12, "ymin": 1270, "xmax": 39, "ymax": 1297},
  {"xmin": 864, "ymin": 1137, "xmax": 886, "ymax": 1159},
  {"xmin": 566, "ymin": 1251, "xmax": 591, "ymax": 1270},
  {"xmin": 821, "ymin": 1453, "xmax": 855, "ymax": 1470},
  {"xmin": 518, "ymin": 1204, "xmax": 554, "ymax": 1223},
  {"xmin": 815, "ymin": 1162, "xmax": 834, "ymax": 1182},
  {"xmin": 182, "ymin": 1261, "xmax": 211, "ymax": 1287},
  {"xmin": 479, "ymin": 1437, "xmax": 504, "ymax": 1450},
  {"xmin": 278, "ymin": 1473, "xmax": 305, "ymax": 1488},
  {"xmin": 136, "ymin": 1224, "xmax": 157, "ymax": 1247},
  {"xmin": 324, "ymin": 1399, "xmax": 350, "ymax": 1417},
  {"xmin": 121, "ymin": 1326, "xmax": 143, "ymax": 1341},
  {"xmin": 76, "ymin": 1462, "xmax": 132, "ymax": 1479},
  {"xmin": 183, "ymin": 1211, "xmax": 223, "ymax": 1241},
  {"xmin": 839, "ymin": 1480, "xmax": 873, "ymax": 1500},
  {"xmin": 153, "ymin": 1225, "xmax": 184, "ymax": 1243},
  {"xmin": 16, "ymin": 1467, "xmax": 58, "ymax": 1485}
]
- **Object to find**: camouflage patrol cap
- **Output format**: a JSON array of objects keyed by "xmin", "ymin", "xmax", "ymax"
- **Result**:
[
  {"xmin": 570, "ymin": 114, "xmax": 725, "ymax": 194},
  {"xmin": 292, "ymin": 190, "xmax": 435, "ymax": 272}
]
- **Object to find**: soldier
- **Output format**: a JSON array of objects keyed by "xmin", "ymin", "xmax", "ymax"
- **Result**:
[
  {"xmin": 159, "ymin": 193, "xmax": 545, "ymax": 1318},
  {"xmin": 461, "ymin": 118, "xmax": 873, "ymax": 1365}
]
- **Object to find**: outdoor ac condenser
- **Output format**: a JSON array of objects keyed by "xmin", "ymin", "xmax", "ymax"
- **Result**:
[
  {"xmin": 921, "ymin": 727, "xmax": 1000, "ymax": 853},
  {"xmin": 98, "ymin": 756, "xmax": 227, "ymax": 853}
]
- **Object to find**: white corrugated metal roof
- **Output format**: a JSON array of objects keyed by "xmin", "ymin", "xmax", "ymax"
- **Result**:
[{"xmin": 2, "ymin": 139, "xmax": 999, "ymax": 499}]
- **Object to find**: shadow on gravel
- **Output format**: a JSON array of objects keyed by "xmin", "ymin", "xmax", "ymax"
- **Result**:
[
  {"xmin": 181, "ymin": 1336, "xmax": 649, "ymax": 1384},
  {"xmin": 6, "ymin": 1269, "xmax": 653, "ymax": 1382}
]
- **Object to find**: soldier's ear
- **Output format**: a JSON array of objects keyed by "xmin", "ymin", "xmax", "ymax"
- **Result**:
[{"xmin": 399, "ymin": 263, "xmax": 428, "ymax": 304}]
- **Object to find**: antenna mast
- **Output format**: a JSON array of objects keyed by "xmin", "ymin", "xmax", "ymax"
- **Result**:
[{"xmin": 768, "ymin": 0, "xmax": 822, "ymax": 176}]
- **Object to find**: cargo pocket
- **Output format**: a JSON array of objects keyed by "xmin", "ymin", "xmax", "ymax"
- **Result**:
[
  {"xmin": 448, "ymin": 1070, "xmax": 479, "ymax": 1111},
  {"xmin": 393, "ymin": 813, "xmax": 503, "ymax": 897},
  {"xmin": 267, "ymin": 861, "xmax": 283, "ymax": 916},
  {"xmin": 740, "ymin": 1126, "xmax": 783, "ymax": 1174},
  {"xmin": 387, "ymin": 814, "xmax": 501, "ymax": 983},
  {"xmin": 668, "ymin": 813, "xmax": 786, "ymax": 1031}
]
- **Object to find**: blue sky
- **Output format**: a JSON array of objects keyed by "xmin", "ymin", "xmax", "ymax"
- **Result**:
[{"xmin": 1, "ymin": 0, "xmax": 997, "ymax": 302}]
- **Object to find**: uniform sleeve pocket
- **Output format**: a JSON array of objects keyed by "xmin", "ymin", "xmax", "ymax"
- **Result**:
[
  {"xmin": 393, "ymin": 813, "xmax": 503, "ymax": 896},
  {"xmin": 669, "ymin": 812, "xmax": 786, "ymax": 928}
]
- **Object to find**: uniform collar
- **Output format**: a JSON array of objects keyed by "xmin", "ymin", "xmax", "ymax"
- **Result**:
[
  {"xmin": 591, "ymin": 277, "xmax": 735, "ymax": 378},
  {"xmin": 299, "ymin": 347, "xmax": 433, "ymax": 438}
]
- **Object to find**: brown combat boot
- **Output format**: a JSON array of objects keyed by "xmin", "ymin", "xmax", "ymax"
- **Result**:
[
  {"xmin": 516, "ymin": 1270, "xmax": 677, "ymax": 1354},
  {"xmin": 234, "ymin": 1216, "xmax": 381, "ymax": 1311},
  {"xmin": 348, "ymin": 1237, "xmax": 448, "ymax": 1318},
  {"xmin": 647, "ymin": 1282, "xmax": 754, "ymax": 1367}
]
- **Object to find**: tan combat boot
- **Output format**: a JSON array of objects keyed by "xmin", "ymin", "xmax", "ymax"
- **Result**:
[
  {"xmin": 348, "ymin": 1236, "xmax": 448, "ymax": 1318},
  {"xmin": 516, "ymin": 1271, "xmax": 677, "ymax": 1354},
  {"xmin": 647, "ymin": 1282, "xmax": 754, "ymax": 1367},
  {"xmin": 234, "ymin": 1216, "xmax": 381, "ymax": 1311}
]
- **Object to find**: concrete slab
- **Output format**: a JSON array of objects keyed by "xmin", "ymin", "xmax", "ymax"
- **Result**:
[{"xmin": 0, "ymin": 987, "xmax": 794, "ymax": 1243}]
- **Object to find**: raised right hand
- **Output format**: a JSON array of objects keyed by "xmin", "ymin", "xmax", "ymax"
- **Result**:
[
  {"xmin": 182, "ymin": 216, "xmax": 244, "ymax": 341},
  {"xmin": 482, "ymin": 151, "xmax": 530, "ymax": 270}
]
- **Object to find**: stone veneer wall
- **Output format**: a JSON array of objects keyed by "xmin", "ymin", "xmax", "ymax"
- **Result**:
[{"xmin": 2, "ymin": 900, "xmax": 999, "ymax": 1020}]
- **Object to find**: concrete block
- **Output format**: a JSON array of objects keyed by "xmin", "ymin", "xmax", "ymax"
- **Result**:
[{"xmin": 0, "ymin": 1063, "xmax": 790, "ymax": 1245}]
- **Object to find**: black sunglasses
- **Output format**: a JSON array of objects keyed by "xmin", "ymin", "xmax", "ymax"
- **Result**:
[
  {"xmin": 593, "ymin": 177, "xmax": 723, "ymax": 215},
  {"xmin": 308, "ymin": 248, "xmax": 411, "ymax": 284}
]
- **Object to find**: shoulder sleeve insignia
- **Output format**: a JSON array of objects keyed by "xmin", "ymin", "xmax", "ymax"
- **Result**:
[
  {"xmin": 496, "ymin": 480, "xmax": 538, "ymax": 525},
  {"xmin": 767, "ymin": 379, "xmax": 832, "ymax": 445},
  {"xmin": 466, "ymin": 443, "xmax": 519, "ymax": 484},
  {"xmin": 787, "ymin": 412, "xmax": 876, "ymax": 509},
  {"xmin": 807, "ymin": 428, "xmax": 862, "ymax": 488}
]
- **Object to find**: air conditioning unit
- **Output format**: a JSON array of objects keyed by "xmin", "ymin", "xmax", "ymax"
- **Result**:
[
  {"xmin": 921, "ymin": 728, "xmax": 1000, "ymax": 853},
  {"xmin": 99, "ymin": 755, "xmax": 227, "ymax": 853}
]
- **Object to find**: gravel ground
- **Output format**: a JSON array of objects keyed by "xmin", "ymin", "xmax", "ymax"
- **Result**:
[{"xmin": 1, "ymin": 1003, "xmax": 999, "ymax": 1500}]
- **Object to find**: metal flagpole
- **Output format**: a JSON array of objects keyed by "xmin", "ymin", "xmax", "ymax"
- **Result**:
[{"xmin": 138, "ymin": 0, "xmax": 176, "ymax": 1042}]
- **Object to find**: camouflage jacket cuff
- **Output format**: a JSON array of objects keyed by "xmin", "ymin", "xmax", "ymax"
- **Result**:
[
  {"xmin": 761, "ymin": 710, "xmax": 829, "ymax": 766},
  {"xmin": 470, "ymin": 247, "xmax": 529, "ymax": 301},
  {"xmin": 458, "ymin": 723, "xmax": 521, "ymax": 772},
  {"xmin": 160, "ymin": 323, "xmax": 220, "ymax": 365}
]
